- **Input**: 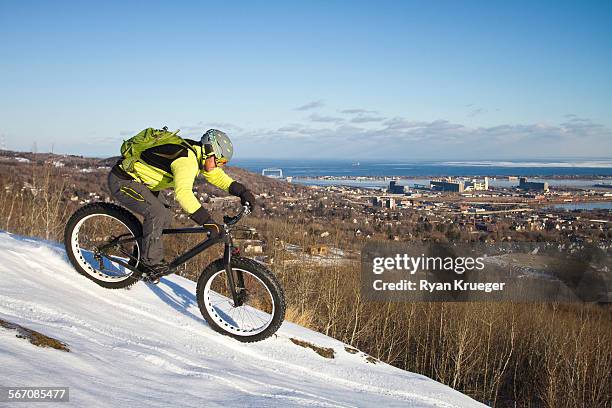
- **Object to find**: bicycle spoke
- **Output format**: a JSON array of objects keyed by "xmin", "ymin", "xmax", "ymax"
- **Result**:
[
  {"xmin": 202, "ymin": 268, "xmax": 276, "ymax": 336},
  {"xmin": 71, "ymin": 213, "xmax": 140, "ymax": 282},
  {"xmin": 244, "ymin": 309, "xmax": 258, "ymax": 330}
]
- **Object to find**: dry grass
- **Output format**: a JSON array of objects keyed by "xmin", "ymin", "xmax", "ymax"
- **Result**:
[
  {"xmin": 290, "ymin": 338, "xmax": 335, "ymax": 359},
  {"xmin": 0, "ymin": 318, "xmax": 69, "ymax": 352},
  {"xmin": 285, "ymin": 306, "xmax": 315, "ymax": 327}
]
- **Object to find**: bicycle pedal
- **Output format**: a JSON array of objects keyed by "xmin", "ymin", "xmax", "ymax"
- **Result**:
[
  {"xmin": 141, "ymin": 273, "xmax": 161, "ymax": 284},
  {"xmin": 141, "ymin": 265, "xmax": 175, "ymax": 283}
]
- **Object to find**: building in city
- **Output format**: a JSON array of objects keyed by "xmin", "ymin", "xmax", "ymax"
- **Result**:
[
  {"xmin": 388, "ymin": 180, "xmax": 405, "ymax": 194},
  {"xmin": 370, "ymin": 196, "xmax": 398, "ymax": 209},
  {"xmin": 431, "ymin": 178, "xmax": 464, "ymax": 192},
  {"xmin": 518, "ymin": 177, "xmax": 549, "ymax": 192},
  {"xmin": 465, "ymin": 177, "xmax": 489, "ymax": 191},
  {"xmin": 384, "ymin": 197, "xmax": 396, "ymax": 209},
  {"xmin": 262, "ymin": 168, "xmax": 283, "ymax": 178}
]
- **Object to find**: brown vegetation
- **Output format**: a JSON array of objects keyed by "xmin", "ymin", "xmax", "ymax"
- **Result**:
[
  {"xmin": 248, "ymin": 216, "xmax": 612, "ymax": 407},
  {"xmin": 0, "ymin": 318, "xmax": 70, "ymax": 352},
  {"xmin": 289, "ymin": 338, "xmax": 335, "ymax": 359}
]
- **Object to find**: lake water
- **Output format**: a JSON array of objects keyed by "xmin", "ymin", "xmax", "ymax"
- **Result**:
[
  {"xmin": 547, "ymin": 202, "xmax": 612, "ymax": 211},
  {"xmin": 233, "ymin": 159, "xmax": 612, "ymax": 189},
  {"xmin": 233, "ymin": 159, "xmax": 612, "ymax": 178},
  {"xmin": 235, "ymin": 159, "xmax": 612, "ymax": 191}
]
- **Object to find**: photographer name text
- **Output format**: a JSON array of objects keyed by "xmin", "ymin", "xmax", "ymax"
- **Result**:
[{"xmin": 373, "ymin": 279, "xmax": 506, "ymax": 293}]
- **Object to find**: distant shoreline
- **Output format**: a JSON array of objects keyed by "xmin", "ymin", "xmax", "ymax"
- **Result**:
[{"xmin": 291, "ymin": 175, "xmax": 612, "ymax": 181}]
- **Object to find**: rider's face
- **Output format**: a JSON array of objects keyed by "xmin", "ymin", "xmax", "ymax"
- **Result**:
[{"xmin": 204, "ymin": 156, "xmax": 217, "ymax": 172}]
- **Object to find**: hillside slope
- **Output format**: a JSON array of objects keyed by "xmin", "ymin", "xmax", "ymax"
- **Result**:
[{"xmin": 0, "ymin": 232, "xmax": 486, "ymax": 408}]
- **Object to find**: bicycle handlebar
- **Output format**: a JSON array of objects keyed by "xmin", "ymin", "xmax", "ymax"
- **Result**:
[{"xmin": 223, "ymin": 205, "xmax": 251, "ymax": 226}]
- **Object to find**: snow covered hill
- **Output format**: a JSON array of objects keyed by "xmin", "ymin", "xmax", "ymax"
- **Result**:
[{"xmin": 0, "ymin": 232, "xmax": 486, "ymax": 407}]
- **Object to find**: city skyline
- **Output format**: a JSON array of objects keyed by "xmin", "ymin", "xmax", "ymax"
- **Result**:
[{"xmin": 1, "ymin": 1, "xmax": 611, "ymax": 159}]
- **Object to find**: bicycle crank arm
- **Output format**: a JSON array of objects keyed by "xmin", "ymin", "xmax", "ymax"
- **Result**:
[
  {"xmin": 95, "ymin": 246, "xmax": 140, "ymax": 275},
  {"xmin": 96, "ymin": 233, "xmax": 138, "ymax": 253}
]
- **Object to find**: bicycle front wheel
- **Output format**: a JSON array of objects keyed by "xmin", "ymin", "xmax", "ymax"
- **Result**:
[{"xmin": 196, "ymin": 257, "xmax": 285, "ymax": 342}]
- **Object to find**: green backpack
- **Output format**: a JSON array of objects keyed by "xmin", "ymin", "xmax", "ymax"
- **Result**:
[{"xmin": 120, "ymin": 127, "xmax": 194, "ymax": 172}]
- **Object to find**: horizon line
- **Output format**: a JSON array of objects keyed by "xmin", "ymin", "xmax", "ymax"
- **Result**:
[{"xmin": 2, "ymin": 148, "xmax": 612, "ymax": 163}]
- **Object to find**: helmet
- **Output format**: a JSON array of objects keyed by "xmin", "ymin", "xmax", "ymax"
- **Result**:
[{"xmin": 201, "ymin": 129, "xmax": 233, "ymax": 165}]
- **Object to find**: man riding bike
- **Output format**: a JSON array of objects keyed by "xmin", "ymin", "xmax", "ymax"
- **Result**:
[{"xmin": 107, "ymin": 128, "xmax": 256, "ymax": 280}]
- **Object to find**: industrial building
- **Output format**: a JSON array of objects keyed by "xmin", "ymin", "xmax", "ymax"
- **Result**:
[
  {"xmin": 431, "ymin": 178, "xmax": 464, "ymax": 192},
  {"xmin": 430, "ymin": 177, "xmax": 489, "ymax": 192},
  {"xmin": 388, "ymin": 180, "xmax": 405, "ymax": 194},
  {"xmin": 518, "ymin": 177, "xmax": 549, "ymax": 192},
  {"xmin": 371, "ymin": 196, "xmax": 397, "ymax": 209}
]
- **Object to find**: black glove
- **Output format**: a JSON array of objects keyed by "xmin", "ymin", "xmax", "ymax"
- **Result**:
[
  {"xmin": 189, "ymin": 207, "xmax": 225, "ymax": 239},
  {"xmin": 240, "ymin": 190, "xmax": 256, "ymax": 211},
  {"xmin": 229, "ymin": 182, "xmax": 256, "ymax": 211}
]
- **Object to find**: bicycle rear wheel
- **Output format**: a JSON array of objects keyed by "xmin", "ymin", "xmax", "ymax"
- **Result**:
[
  {"xmin": 196, "ymin": 257, "xmax": 285, "ymax": 342},
  {"xmin": 64, "ymin": 202, "xmax": 143, "ymax": 289}
]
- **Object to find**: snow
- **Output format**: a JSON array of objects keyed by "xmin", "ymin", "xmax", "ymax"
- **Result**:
[{"xmin": 0, "ymin": 232, "xmax": 486, "ymax": 408}]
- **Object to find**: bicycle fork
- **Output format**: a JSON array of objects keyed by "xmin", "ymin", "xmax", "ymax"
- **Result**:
[{"xmin": 223, "ymin": 237, "xmax": 245, "ymax": 307}]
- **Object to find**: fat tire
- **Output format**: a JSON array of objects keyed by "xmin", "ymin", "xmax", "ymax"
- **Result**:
[
  {"xmin": 196, "ymin": 257, "xmax": 285, "ymax": 343},
  {"xmin": 64, "ymin": 202, "xmax": 143, "ymax": 289}
]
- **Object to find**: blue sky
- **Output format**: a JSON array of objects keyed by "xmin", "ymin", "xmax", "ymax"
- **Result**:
[{"xmin": 1, "ymin": 1, "xmax": 611, "ymax": 159}]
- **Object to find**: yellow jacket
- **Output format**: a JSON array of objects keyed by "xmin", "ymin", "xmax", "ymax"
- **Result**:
[{"xmin": 123, "ymin": 145, "xmax": 234, "ymax": 214}]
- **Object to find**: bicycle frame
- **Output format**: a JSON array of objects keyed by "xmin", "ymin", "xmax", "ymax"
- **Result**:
[
  {"xmin": 161, "ymin": 226, "xmax": 243, "ymax": 306},
  {"xmin": 99, "ymin": 206, "xmax": 250, "ymax": 307},
  {"xmin": 161, "ymin": 226, "xmax": 225, "ymax": 269}
]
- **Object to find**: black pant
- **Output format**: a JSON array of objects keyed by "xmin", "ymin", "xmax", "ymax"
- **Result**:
[{"xmin": 107, "ymin": 171, "xmax": 172, "ymax": 264}]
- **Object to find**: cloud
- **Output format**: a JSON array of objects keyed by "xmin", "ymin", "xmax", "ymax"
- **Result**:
[
  {"xmin": 177, "ymin": 122, "xmax": 244, "ymax": 139},
  {"xmin": 351, "ymin": 115, "xmax": 385, "ymax": 123},
  {"xmin": 339, "ymin": 108, "xmax": 378, "ymax": 114},
  {"xmin": 235, "ymin": 114, "xmax": 612, "ymax": 159},
  {"xmin": 559, "ymin": 116, "xmax": 606, "ymax": 136},
  {"xmin": 308, "ymin": 113, "xmax": 344, "ymax": 124},
  {"xmin": 295, "ymin": 100, "xmax": 324, "ymax": 111},
  {"xmin": 277, "ymin": 123, "xmax": 304, "ymax": 132},
  {"xmin": 157, "ymin": 103, "xmax": 610, "ymax": 159},
  {"xmin": 179, "ymin": 125, "xmax": 203, "ymax": 133},
  {"xmin": 201, "ymin": 122, "xmax": 243, "ymax": 131}
]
